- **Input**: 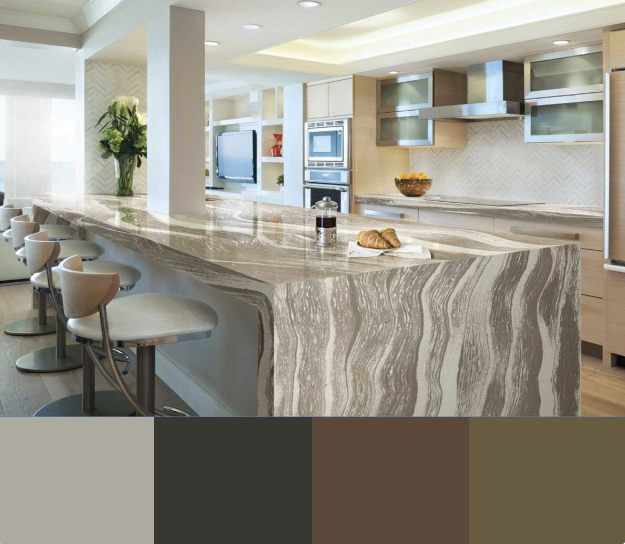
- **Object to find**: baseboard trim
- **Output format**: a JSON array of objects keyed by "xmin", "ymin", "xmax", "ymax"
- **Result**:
[{"xmin": 155, "ymin": 348, "xmax": 235, "ymax": 417}]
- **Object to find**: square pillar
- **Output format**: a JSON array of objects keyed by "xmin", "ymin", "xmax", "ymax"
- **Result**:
[{"xmin": 147, "ymin": 6, "xmax": 206, "ymax": 215}]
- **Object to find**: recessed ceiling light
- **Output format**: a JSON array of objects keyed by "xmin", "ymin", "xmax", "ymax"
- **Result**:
[
  {"xmin": 205, "ymin": 41, "xmax": 220, "ymax": 46},
  {"xmin": 242, "ymin": 23, "xmax": 262, "ymax": 30},
  {"xmin": 298, "ymin": 1, "xmax": 322, "ymax": 8},
  {"xmin": 389, "ymin": 71, "xmax": 400, "ymax": 75},
  {"xmin": 553, "ymin": 39, "xmax": 571, "ymax": 45}
]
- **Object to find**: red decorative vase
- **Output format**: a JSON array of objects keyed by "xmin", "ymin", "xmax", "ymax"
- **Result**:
[{"xmin": 271, "ymin": 133, "xmax": 283, "ymax": 157}]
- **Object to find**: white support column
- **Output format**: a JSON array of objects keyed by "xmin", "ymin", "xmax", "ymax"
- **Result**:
[{"xmin": 147, "ymin": 5, "xmax": 205, "ymax": 215}]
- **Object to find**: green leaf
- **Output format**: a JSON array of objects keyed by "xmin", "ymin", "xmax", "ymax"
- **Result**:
[
  {"xmin": 101, "ymin": 151, "xmax": 113, "ymax": 160},
  {"xmin": 137, "ymin": 157, "xmax": 142, "ymax": 168}
]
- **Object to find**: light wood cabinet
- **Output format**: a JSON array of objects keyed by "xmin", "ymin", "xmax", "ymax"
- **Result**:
[
  {"xmin": 494, "ymin": 218, "xmax": 603, "ymax": 251},
  {"xmin": 306, "ymin": 83, "xmax": 329, "ymax": 120},
  {"xmin": 608, "ymin": 29, "xmax": 625, "ymax": 71},
  {"xmin": 582, "ymin": 295, "xmax": 605, "ymax": 345},
  {"xmin": 328, "ymin": 78, "xmax": 354, "ymax": 117},
  {"xmin": 418, "ymin": 210, "xmax": 495, "ymax": 232},
  {"xmin": 306, "ymin": 77, "xmax": 353, "ymax": 120},
  {"xmin": 605, "ymin": 270, "xmax": 625, "ymax": 357},
  {"xmin": 581, "ymin": 249, "xmax": 605, "ymax": 299}
]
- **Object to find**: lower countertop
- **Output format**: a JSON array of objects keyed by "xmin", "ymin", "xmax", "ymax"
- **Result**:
[{"xmin": 355, "ymin": 194, "xmax": 604, "ymax": 229}]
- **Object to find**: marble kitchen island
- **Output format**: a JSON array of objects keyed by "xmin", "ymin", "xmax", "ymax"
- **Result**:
[{"xmin": 33, "ymin": 194, "xmax": 581, "ymax": 417}]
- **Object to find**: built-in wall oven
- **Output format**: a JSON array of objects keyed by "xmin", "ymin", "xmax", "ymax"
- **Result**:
[
  {"xmin": 305, "ymin": 118, "xmax": 351, "ymax": 168},
  {"xmin": 304, "ymin": 169, "xmax": 351, "ymax": 213},
  {"xmin": 304, "ymin": 118, "xmax": 352, "ymax": 212}
]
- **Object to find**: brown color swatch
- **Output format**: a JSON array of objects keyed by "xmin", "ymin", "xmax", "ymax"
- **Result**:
[
  {"xmin": 470, "ymin": 418, "xmax": 625, "ymax": 544},
  {"xmin": 313, "ymin": 418, "xmax": 469, "ymax": 543}
]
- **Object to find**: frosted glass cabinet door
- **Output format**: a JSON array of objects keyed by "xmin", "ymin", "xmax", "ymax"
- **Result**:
[
  {"xmin": 525, "ymin": 94, "xmax": 604, "ymax": 143},
  {"xmin": 377, "ymin": 112, "xmax": 433, "ymax": 146},
  {"xmin": 525, "ymin": 45, "xmax": 603, "ymax": 99},
  {"xmin": 377, "ymin": 73, "xmax": 433, "ymax": 113}
]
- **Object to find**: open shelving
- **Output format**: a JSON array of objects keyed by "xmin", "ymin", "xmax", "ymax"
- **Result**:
[{"xmin": 205, "ymin": 84, "xmax": 285, "ymax": 194}]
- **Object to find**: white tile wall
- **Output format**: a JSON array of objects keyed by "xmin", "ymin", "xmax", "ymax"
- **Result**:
[
  {"xmin": 85, "ymin": 61, "xmax": 147, "ymax": 195},
  {"xmin": 409, "ymin": 120, "xmax": 603, "ymax": 206}
]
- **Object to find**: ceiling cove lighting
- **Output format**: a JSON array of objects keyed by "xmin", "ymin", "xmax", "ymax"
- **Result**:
[
  {"xmin": 553, "ymin": 39, "xmax": 571, "ymax": 45},
  {"xmin": 298, "ymin": 1, "xmax": 322, "ymax": 8},
  {"xmin": 205, "ymin": 41, "xmax": 220, "ymax": 46},
  {"xmin": 389, "ymin": 71, "xmax": 400, "ymax": 75},
  {"xmin": 242, "ymin": 24, "xmax": 262, "ymax": 30}
]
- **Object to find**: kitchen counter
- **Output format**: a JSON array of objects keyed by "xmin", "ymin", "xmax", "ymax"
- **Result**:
[
  {"xmin": 33, "ymin": 194, "xmax": 580, "ymax": 416},
  {"xmin": 356, "ymin": 194, "xmax": 603, "ymax": 228}
]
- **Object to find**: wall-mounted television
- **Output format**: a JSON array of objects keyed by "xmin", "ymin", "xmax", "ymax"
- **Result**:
[{"xmin": 216, "ymin": 130, "xmax": 257, "ymax": 184}]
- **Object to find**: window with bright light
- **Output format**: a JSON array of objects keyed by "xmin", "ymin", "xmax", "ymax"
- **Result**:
[
  {"xmin": 51, "ymin": 98, "xmax": 76, "ymax": 194},
  {"xmin": 0, "ymin": 96, "xmax": 5, "ymax": 195}
]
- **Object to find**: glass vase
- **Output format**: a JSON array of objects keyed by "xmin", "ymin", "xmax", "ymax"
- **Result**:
[{"xmin": 114, "ymin": 155, "xmax": 137, "ymax": 197}]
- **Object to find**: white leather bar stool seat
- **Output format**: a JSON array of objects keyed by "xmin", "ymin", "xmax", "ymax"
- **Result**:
[
  {"xmin": 4, "ymin": 225, "xmax": 77, "ymax": 244},
  {"xmin": 31, "ymin": 261, "xmax": 142, "ymax": 292},
  {"xmin": 17, "ymin": 240, "xmax": 104, "ymax": 263},
  {"xmin": 68, "ymin": 293, "xmax": 218, "ymax": 344}
]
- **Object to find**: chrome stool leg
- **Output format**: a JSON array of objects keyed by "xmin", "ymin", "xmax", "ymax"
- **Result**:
[
  {"xmin": 33, "ymin": 346, "xmax": 136, "ymax": 417},
  {"xmin": 4, "ymin": 290, "xmax": 56, "ymax": 336},
  {"xmin": 16, "ymin": 290, "xmax": 82, "ymax": 373}
]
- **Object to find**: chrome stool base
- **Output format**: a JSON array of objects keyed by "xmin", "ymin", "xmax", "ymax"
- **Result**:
[
  {"xmin": 16, "ymin": 344, "xmax": 83, "ymax": 373},
  {"xmin": 4, "ymin": 316, "xmax": 56, "ymax": 337},
  {"xmin": 33, "ymin": 392, "xmax": 135, "ymax": 417}
]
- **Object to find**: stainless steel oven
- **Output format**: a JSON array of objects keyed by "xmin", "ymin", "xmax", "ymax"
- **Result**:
[
  {"xmin": 305, "ymin": 118, "xmax": 351, "ymax": 168},
  {"xmin": 304, "ymin": 169, "xmax": 351, "ymax": 213}
]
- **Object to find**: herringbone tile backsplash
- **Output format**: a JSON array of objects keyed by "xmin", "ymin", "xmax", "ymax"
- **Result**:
[
  {"xmin": 85, "ymin": 61, "xmax": 147, "ymax": 195},
  {"xmin": 409, "ymin": 120, "xmax": 603, "ymax": 206}
]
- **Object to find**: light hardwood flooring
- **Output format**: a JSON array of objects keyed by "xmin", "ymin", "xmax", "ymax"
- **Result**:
[{"xmin": 0, "ymin": 283, "xmax": 194, "ymax": 416}]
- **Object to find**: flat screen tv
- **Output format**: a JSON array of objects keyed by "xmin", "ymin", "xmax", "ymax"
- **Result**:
[{"xmin": 216, "ymin": 130, "xmax": 257, "ymax": 184}]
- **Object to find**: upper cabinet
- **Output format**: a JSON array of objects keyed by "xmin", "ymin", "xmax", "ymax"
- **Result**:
[
  {"xmin": 525, "ymin": 45, "xmax": 603, "ymax": 99},
  {"xmin": 377, "ymin": 73, "xmax": 433, "ymax": 113},
  {"xmin": 306, "ymin": 77, "xmax": 354, "ymax": 120},
  {"xmin": 524, "ymin": 44, "xmax": 604, "ymax": 143},
  {"xmin": 376, "ymin": 70, "xmax": 467, "ymax": 148}
]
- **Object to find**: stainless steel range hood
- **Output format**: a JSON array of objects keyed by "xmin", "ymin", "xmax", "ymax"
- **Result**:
[{"xmin": 419, "ymin": 60, "xmax": 524, "ymax": 121}]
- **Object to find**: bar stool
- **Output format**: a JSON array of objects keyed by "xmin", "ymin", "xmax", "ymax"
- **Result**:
[
  {"xmin": 18, "ymin": 231, "xmax": 140, "ymax": 375},
  {"xmin": 57, "ymin": 255, "xmax": 219, "ymax": 416},
  {"xmin": 4, "ymin": 216, "xmax": 92, "ymax": 337}
]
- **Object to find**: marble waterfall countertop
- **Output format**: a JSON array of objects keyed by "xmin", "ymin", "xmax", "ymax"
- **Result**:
[
  {"xmin": 356, "ymin": 194, "xmax": 603, "ymax": 228},
  {"xmin": 33, "ymin": 194, "xmax": 581, "ymax": 417}
]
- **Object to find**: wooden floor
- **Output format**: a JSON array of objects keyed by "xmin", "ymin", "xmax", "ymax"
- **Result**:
[{"xmin": 0, "ymin": 283, "xmax": 194, "ymax": 416}]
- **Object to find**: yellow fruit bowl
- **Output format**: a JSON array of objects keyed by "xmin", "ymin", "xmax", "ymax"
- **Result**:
[{"xmin": 395, "ymin": 176, "xmax": 433, "ymax": 197}]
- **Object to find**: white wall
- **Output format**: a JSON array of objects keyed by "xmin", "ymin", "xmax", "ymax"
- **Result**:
[
  {"xmin": 83, "ymin": 60, "xmax": 148, "ymax": 194},
  {"xmin": 410, "ymin": 120, "xmax": 604, "ymax": 206}
]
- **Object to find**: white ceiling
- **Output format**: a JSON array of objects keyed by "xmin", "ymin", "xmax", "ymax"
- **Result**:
[{"xmin": 0, "ymin": 0, "xmax": 124, "ymax": 33}]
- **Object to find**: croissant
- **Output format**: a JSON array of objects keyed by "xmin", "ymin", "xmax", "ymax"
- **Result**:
[
  {"xmin": 379, "ymin": 228, "xmax": 401, "ymax": 248},
  {"xmin": 358, "ymin": 230, "xmax": 392, "ymax": 250}
]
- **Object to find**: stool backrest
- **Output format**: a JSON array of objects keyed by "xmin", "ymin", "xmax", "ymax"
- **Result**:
[
  {"xmin": 58, "ymin": 255, "xmax": 120, "ymax": 318},
  {"xmin": 25, "ymin": 232, "xmax": 61, "ymax": 275},
  {"xmin": 10, "ymin": 215, "xmax": 39, "ymax": 250},
  {"xmin": 0, "ymin": 207, "xmax": 22, "ymax": 231},
  {"xmin": 22, "ymin": 206, "xmax": 33, "ymax": 220}
]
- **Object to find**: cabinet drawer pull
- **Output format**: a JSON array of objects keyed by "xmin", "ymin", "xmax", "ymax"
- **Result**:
[
  {"xmin": 363, "ymin": 209, "xmax": 404, "ymax": 219},
  {"xmin": 511, "ymin": 226, "xmax": 579, "ymax": 241},
  {"xmin": 604, "ymin": 263, "xmax": 625, "ymax": 273}
]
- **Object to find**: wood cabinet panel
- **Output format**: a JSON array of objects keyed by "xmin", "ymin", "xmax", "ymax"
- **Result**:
[
  {"xmin": 582, "ymin": 295, "xmax": 605, "ymax": 345},
  {"xmin": 608, "ymin": 29, "xmax": 625, "ymax": 70},
  {"xmin": 328, "ymin": 78, "xmax": 354, "ymax": 117},
  {"xmin": 419, "ymin": 210, "xmax": 495, "ymax": 232},
  {"xmin": 606, "ymin": 270, "xmax": 625, "ymax": 357},
  {"xmin": 608, "ymin": 70, "xmax": 625, "ymax": 261},
  {"xmin": 494, "ymin": 218, "xmax": 602, "ymax": 251},
  {"xmin": 581, "ymin": 249, "xmax": 605, "ymax": 298},
  {"xmin": 306, "ymin": 84, "xmax": 329, "ymax": 120}
]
